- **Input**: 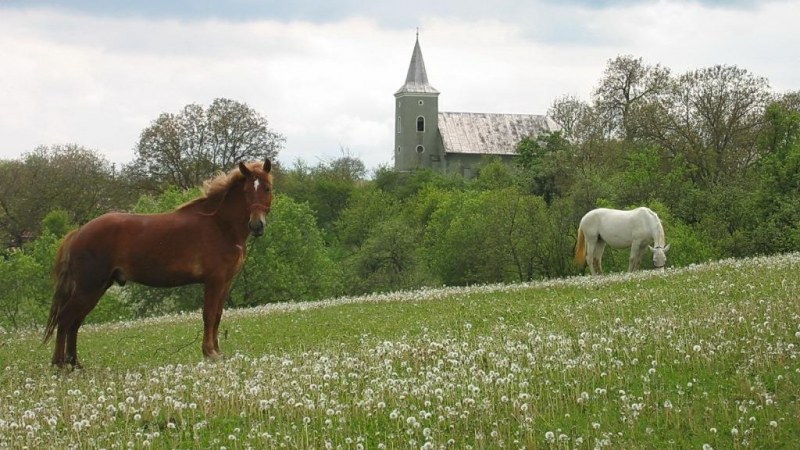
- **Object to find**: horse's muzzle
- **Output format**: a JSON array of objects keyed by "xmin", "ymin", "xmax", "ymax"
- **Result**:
[{"xmin": 249, "ymin": 219, "xmax": 265, "ymax": 237}]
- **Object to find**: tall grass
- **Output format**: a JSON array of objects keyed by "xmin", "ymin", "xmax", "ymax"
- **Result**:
[{"xmin": 1, "ymin": 254, "xmax": 799, "ymax": 449}]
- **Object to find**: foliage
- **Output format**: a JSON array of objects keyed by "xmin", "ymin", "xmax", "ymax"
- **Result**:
[
  {"xmin": 2, "ymin": 58, "xmax": 800, "ymax": 328},
  {"xmin": 342, "ymin": 215, "xmax": 426, "ymax": 294},
  {"xmin": 127, "ymin": 98, "xmax": 284, "ymax": 191},
  {"xmin": 0, "ymin": 144, "xmax": 132, "ymax": 247},
  {"xmin": 0, "ymin": 223, "xmax": 132, "ymax": 331},
  {"xmin": 232, "ymin": 195, "xmax": 341, "ymax": 306},
  {"xmin": 278, "ymin": 156, "xmax": 367, "ymax": 234}
]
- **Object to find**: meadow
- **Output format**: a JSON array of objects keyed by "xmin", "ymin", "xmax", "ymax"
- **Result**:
[{"xmin": 1, "ymin": 254, "xmax": 799, "ymax": 449}]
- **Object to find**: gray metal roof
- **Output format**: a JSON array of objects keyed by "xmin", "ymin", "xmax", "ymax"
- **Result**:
[
  {"xmin": 438, "ymin": 112, "xmax": 559, "ymax": 155},
  {"xmin": 395, "ymin": 37, "xmax": 439, "ymax": 95}
]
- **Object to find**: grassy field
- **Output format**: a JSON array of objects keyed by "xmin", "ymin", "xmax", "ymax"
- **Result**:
[{"xmin": 1, "ymin": 254, "xmax": 799, "ymax": 449}]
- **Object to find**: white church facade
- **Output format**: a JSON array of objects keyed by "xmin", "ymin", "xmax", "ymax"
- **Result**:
[{"xmin": 393, "ymin": 36, "xmax": 558, "ymax": 177}]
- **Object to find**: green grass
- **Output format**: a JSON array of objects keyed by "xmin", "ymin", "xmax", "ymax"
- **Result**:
[{"xmin": 2, "ymin": 254, "xmax": 799, "ymax": 449}]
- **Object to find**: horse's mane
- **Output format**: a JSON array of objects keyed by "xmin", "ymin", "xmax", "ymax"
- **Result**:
[{"xmin": 176, "ymin": 162, "xmax": 269, "ymax": 212}]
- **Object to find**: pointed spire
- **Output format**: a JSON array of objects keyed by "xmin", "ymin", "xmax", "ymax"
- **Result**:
[{"xmin": 395, "ymin": 33, "xmax": 439, "ymax": 95}]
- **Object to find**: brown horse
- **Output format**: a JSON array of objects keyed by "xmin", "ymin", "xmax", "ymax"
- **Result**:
[{"xmin": 43, "ymin": 159, "xmax": 274, "ymax": 368}]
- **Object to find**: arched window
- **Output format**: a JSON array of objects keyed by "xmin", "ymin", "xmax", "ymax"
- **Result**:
[
  {"xmin": 397, "ymin": 116, "xmax": 401, "ymax": 133},
  {"xmin": 416, "ymin": 145, "xmax": 424, "ymax": 154},
  {"xmin": 416, "ymin": 116, "xmax": 425, "ymax": 132}
]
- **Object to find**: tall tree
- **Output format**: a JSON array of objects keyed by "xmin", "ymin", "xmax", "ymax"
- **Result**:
[
  {"xmin": 643, "ymin": 65, "xmax": 772, "ymax": 184},
  {"xmin": 593, "ymin": 55, "xmax": 671, "ymax": 140},
  {"xmin": 0, "ymin": 145, "xmax": 125, "ymax": 247},
  {"xmin": 128, "ymin": 98, "xmax": 284, "ymax": 190},
  {"xmin": 548, "ymin": 94, "xmax": 598, "ymax": 144}
]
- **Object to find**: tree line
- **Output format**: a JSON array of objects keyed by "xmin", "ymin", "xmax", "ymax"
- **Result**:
[{"xmin": 1, "ymin": 56, "xmax": 798, "ymax": 330}]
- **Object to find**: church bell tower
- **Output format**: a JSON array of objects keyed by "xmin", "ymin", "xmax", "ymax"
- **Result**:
[{"xmin": 394, "ymin": 34, "xmax": 441, "ymax": 172}]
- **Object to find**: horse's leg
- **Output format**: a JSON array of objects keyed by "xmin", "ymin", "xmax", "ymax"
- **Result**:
[
  {"xmin": 628, "ymin": 241, "xmax": 642, "ymax": 272},
  {"xmin": 64, "ymin": 287, "xmax": 107, "ymax": 368},
  {"xmin": 594, "ymin": 241, "xmax": 606, "ymax": 275},
  {"xmin": 634, "ymin": 244, "xmax": 647, "ymax": 271},
  {"xmin": 64, "ymin": 318, "xmax": 85, "ymax": 368},
  {"xmin": 212, "ymin": 281, "xmax": 235, "ymax": 356},
  {"xmin": 202, "ymin": 279, "xmax": 231, "ymax": 360},
  {"xmin": 51, "ymin": 322, "xmax": 69, "ymax": 368},
  {"xmin": 585, "ymin": 236, "xmax": 598, "ymax": 276}
]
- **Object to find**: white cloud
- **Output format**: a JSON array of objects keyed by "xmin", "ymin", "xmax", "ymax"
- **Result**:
[{"xmin": 0, "ymin": 2, "xmax": 798, "ymax": 173}]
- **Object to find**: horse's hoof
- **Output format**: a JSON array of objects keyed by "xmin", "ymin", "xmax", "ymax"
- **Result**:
[{"xmin": 204, "ymin": 353, "xmax": 224, "ymax": 363}]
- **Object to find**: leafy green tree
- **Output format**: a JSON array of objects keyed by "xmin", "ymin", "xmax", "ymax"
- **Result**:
[
  {"xmin": 516, "ymin": 131, "xmax": 572, "ymax": 203},
  {"xmin": 343, "ymin": 215, "xmax": 426, "ymax": 294},
  {"xmin": 548, "ymin": 95, "xmax": 599, "ymax": 144},
  {"xmin": 0, "ymin": 145, "xmax": 127, "ymax": 247},
  {"xmin": 0, "ymin": 209, "xmax": 134, "ymax": 330},
  {"xmin": 746, "ymin": 95, "xmax": 800, "ymax": 253},
  {"xmin": 422, "ymin": 190, "xmax": 488, "ymax": 285},
  {"xmin": 373, "ymin": 166, "xmax": 466, "ymax": 201},
  {"xmin": 642, "ymin": 65, "xmax": 771, "ymax": 185},
  {"xmin": 0, "ymin": 247, "xmax": 47, "ymax": 330},
  {"xmin": 127, "ymin": 98, "xmax": 284, "ymax": 191},
  {"xmin": 335, "ymin": 187, "xmax": 399, "ymax": 249},
  {"xmin": 279, "ymin": 156, "xmax": 366, "ymax": 234},
  {"xmin": 474, "ymin": 157, "xmax": 515, "ymax": 190},
  {"xmin": 421, "ymin": 188, "xmax": 557, "ymax": 285},
  {"xmin": 593, "ymin": 55, "xmax": 671, "ymax": 140},
  {"xmin": 232, "ymin": 195, "xmax": 341, "ymax": 305}
]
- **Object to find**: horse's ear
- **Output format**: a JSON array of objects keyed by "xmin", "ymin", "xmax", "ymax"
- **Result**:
[
  {"xmin": 263, "ymin": 158, "xmax": 271, "ymax": 173},
  {"xmin": 663, "ymin": 244, "xmax": 670, "ymax": 252},
  {"xmin": 648, "ymin": 245, "xmax": 654, "ymax": 252},
  {"xmin": 239, "ymin": 162, "xmax": 252, "ymax": 177}
]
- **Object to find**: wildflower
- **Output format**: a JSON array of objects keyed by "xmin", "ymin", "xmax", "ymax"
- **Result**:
[
  {"xmin": 770, "ymin": 421, "xmax": 778, "ymax": 428},
  {"xmin": 703, "ymin": 444, "xmax": 713, "ymax": 450},
  {"xmin": 545, "ymin": 431, "xmax": 555, "ymax": 443}
]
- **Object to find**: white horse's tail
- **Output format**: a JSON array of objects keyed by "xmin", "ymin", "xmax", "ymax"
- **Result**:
[{"xmin": 574, "ymin": 227, "xmax": 586, "ymax": 267}]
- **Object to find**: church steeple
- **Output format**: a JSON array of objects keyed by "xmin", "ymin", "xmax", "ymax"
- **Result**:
[
  {"xmin": 394, "ymin": 34, "xmax": 442, "ymax": 172},
  {"xmin": 395, "ymin": 34, "xmax": 439, "ymax": 95}
]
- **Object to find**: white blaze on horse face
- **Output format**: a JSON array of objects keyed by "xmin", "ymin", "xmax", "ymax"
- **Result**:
[{"xmin": 254, "ymin": 179, "xmax": 261, "ymax": 192}]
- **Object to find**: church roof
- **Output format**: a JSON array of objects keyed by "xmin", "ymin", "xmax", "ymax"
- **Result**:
[
  {"xmin": 438, "ymin": 112, "xmax": 559, "ymax": 155},
  {"xmin": 395, "ymin": 37, "xmax": 439, "ymax": 95}
]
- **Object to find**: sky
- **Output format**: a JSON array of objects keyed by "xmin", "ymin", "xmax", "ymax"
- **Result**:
[{"xmin": 1, "ymin": 0, "xmax": 799, "ymax": 173}]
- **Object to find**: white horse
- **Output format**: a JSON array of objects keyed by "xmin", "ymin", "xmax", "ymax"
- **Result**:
[{"xmin": 575, "ymin": 207, "xmax": 670, "ymax": 275}]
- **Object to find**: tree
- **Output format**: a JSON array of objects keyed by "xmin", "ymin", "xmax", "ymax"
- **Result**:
[
  {"xmin": 343, "ymin": 216, "xmax": 424, "ymax": 294},
  {"xmin": 548, "ymin": 94, "xmax": 598, "ymax": 144},
  {"xmin": 128, "ymin": 98, "xmax": 284, "ymax": 191},
  {"xmin": 516, "ymin": 131, "xmax": 572, "ymax": 203},
  {"xmin": 335, "ymin": 187, "xmax": 399, "ymax": 249},
  {"xmin": 642, "ymin": 65, "xmax": 772, "ymax": 185},
  {"xmin": 0, "ymin": 145, "xmax": 126, "ymax": 248},
  {"xmin": 593, "ymin": 55, "xmax": 671, "ymax": 140},
  {"xmin": 232, "ymin": 195, "xmax": 341, "ymax": 305},
  {"xmin": 279, "ymin": 155, "xmax": 366, "ymax": 234}
]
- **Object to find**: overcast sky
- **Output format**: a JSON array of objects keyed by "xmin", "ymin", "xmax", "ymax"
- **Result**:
[{"xmin": 1, "ymin": 0, "xmax": 798, "ymax": 172}]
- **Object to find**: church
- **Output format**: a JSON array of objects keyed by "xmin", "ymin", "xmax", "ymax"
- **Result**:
[{"xmin": 394, "ymin": 36, "xmax": 558, "ymax": 177}]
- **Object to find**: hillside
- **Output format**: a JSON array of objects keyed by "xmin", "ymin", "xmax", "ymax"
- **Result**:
[{"xmin": 2, "ymin": 254, "xmax": 799, "ymax": 449}]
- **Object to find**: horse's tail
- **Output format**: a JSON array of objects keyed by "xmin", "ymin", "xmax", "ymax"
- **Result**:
[
  {"xmin": 43, "ymin": 229, "xmax": 79, "ymax": 344},
  {"xmin": 574, "ymin": 226, "xmax": 586, "ymax": 267}
]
